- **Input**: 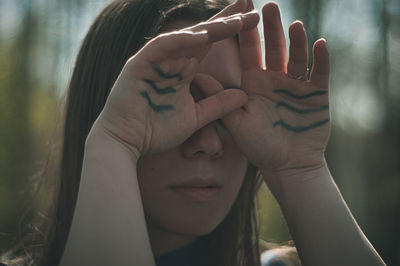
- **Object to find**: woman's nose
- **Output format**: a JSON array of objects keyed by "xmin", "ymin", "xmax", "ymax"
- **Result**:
[{"xmin": 182, "ymin": 122, "xmax": 224, "ymax": 159}]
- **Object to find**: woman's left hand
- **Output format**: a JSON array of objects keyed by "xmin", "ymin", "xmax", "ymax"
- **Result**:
[{"xmin": 199, "ymin": 1, "xmax": 330, "ymax": 186}]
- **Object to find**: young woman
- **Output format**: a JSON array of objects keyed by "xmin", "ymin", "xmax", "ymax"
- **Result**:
[{"xmin": 0, "ymin": 0, "xmax": 386, "ymax": 265}]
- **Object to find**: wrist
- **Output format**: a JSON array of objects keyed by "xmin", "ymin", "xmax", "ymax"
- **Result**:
[
  {"xmin": 261, "ymin": 159, "xmax": 330, "ymax": 201},
  {"xmin": 86, "ymin": 123, "xmax": 142, "ymax": 162}
]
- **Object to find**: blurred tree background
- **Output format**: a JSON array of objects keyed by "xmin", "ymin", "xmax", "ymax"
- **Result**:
[{"xmin": 0, "ymin": 0, "xmax": 399, "ymax": 265}]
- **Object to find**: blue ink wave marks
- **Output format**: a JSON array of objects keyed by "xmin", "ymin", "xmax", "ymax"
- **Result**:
[
  {"xmin": 150, "ymin": 63, "xmax": 183, "ymax": 81},
  {"xmin": 140, "ymin": 91, "xmax": 174, "ymax": 113},
  {"xmin": 273, "ymin": 89, "xmax": 327, "ymax": 99},
  {"xmin": 140, "ymin": 62, "xmax": 182, "ymax": 113},
  {"xmin": 273, "ymin": 119, "xmax": 329, "ymax": 133},
  {"xmin": 275, "ymin": 101, "xmax": 329, "ymax": 114},
  {"xmin": 271, "ymin": 89, "xmax": 329, "ymax": 132},
  {"xmin": 143, "ymin": 79, "xmax": 176, "ymax": 95}
]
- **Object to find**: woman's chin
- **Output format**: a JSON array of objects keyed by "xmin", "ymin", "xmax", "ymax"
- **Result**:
[{"xmin": 166, "ymin": 217, "xmax": 221, "ymax": 236}]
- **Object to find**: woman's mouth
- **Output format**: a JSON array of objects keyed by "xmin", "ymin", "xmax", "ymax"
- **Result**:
[{"xmin": 170, "ymin": 186, "xmax": 221, "ymax": 202}]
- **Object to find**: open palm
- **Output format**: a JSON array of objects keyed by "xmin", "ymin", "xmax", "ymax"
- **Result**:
[
  {"xmin": 201, "ymin": 2, "xmax": 330, "ymax": 175},
  {"xmin": 97, "ymin": 2, "xmax": 259, "ymax": 156}
]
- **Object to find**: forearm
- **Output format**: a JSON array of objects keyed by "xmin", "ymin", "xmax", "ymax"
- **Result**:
[
  {"xmin": 263, "ymin": 162, "xmax": 386, "ymax": 266},
  {"xmin": 59, "ymin": 127, "xmax": 155, "ymax": 266}
]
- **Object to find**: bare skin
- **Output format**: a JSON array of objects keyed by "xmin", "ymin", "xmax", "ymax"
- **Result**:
[{"xmin": 202, "ymin": 1, "xmax": 331, "ymax": 186}]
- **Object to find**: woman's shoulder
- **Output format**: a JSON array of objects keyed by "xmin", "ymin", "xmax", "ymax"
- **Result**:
[{"xmin": 260, "ymin": 240, "xmax": 302, "ymax": 266}]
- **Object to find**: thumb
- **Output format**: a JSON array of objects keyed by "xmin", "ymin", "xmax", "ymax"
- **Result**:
[{"xmin": 192, "ymin": 73, "xmax": 248, "ymax": 129}]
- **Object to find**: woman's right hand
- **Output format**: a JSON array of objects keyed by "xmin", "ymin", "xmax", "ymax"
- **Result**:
[{"xmin": 92, "ymin": 1, "xmax": 259, "ymax": 156}]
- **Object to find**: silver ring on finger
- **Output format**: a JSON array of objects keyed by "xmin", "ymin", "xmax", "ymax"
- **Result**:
[{"xmin": 288, "ymin": 67, "xmax": 309, "ymax": 80}]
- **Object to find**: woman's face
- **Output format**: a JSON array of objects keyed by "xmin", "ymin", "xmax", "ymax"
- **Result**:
[{"xmin": 136, "ymin": 19, "xmax": 248, "ymax": 256}]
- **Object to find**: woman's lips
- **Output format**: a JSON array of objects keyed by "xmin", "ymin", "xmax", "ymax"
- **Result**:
[
  {"xmin": 170, "ymin": 176, "xmax": 222, "ymax": 188},
  {"xmin": 170, "ymin": 186, "xmax": 221, "ymax": 202}
]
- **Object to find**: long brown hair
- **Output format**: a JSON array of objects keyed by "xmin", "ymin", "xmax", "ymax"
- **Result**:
[{"xmin": 1, "ymin": 1, "xmax": 264, "ymax": 265}]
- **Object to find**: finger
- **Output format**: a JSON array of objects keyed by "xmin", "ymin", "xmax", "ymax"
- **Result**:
[
  {"xmin": 137, "ymin": 30, "xmax": 209, "ymax": 62},
  {"xmin": 145, "ymin": 11, "xmax": 258, "ymax": 57},
  {"xmin": 287, "ymin": 20, "xmax": 309, "ymax": 79},
  {"xmin": 192, "ymin": 73, "xmax": 248, "ymax": 129},
  {"xmin": 183, "ymin": 16, "xmax": 245, "ymax": 62},
  {"xmin": 239, "ymin": 29, "xmax": 263, "ymax": 70},
  {"xmin": 159, "ymin": 30, "xmax": 210, "ymax": 52},
  {"xmin": 140, "ymin": 12, "xmax": 258, "ymax": 64},
  {"xmin": 239, "ymin": 0, "xmax": 262, "ymax": 70},
  {"xmin": 189, "ymin": 10, "xmax": 259, "ymax": 42},
  {"xmin": 309, "ymin": 38, "xmax": 330, "ymax": 88},
  {"xmin": 191, "ymin": 73, "xmax": 224, "ymax": 97},
  {"xmin": 208, "ymin": 0, "xmax": 247, "ymax": 21},
  {"xmin": 263, "ymin": 2, "xmax": 287, "ymax": 72}
]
